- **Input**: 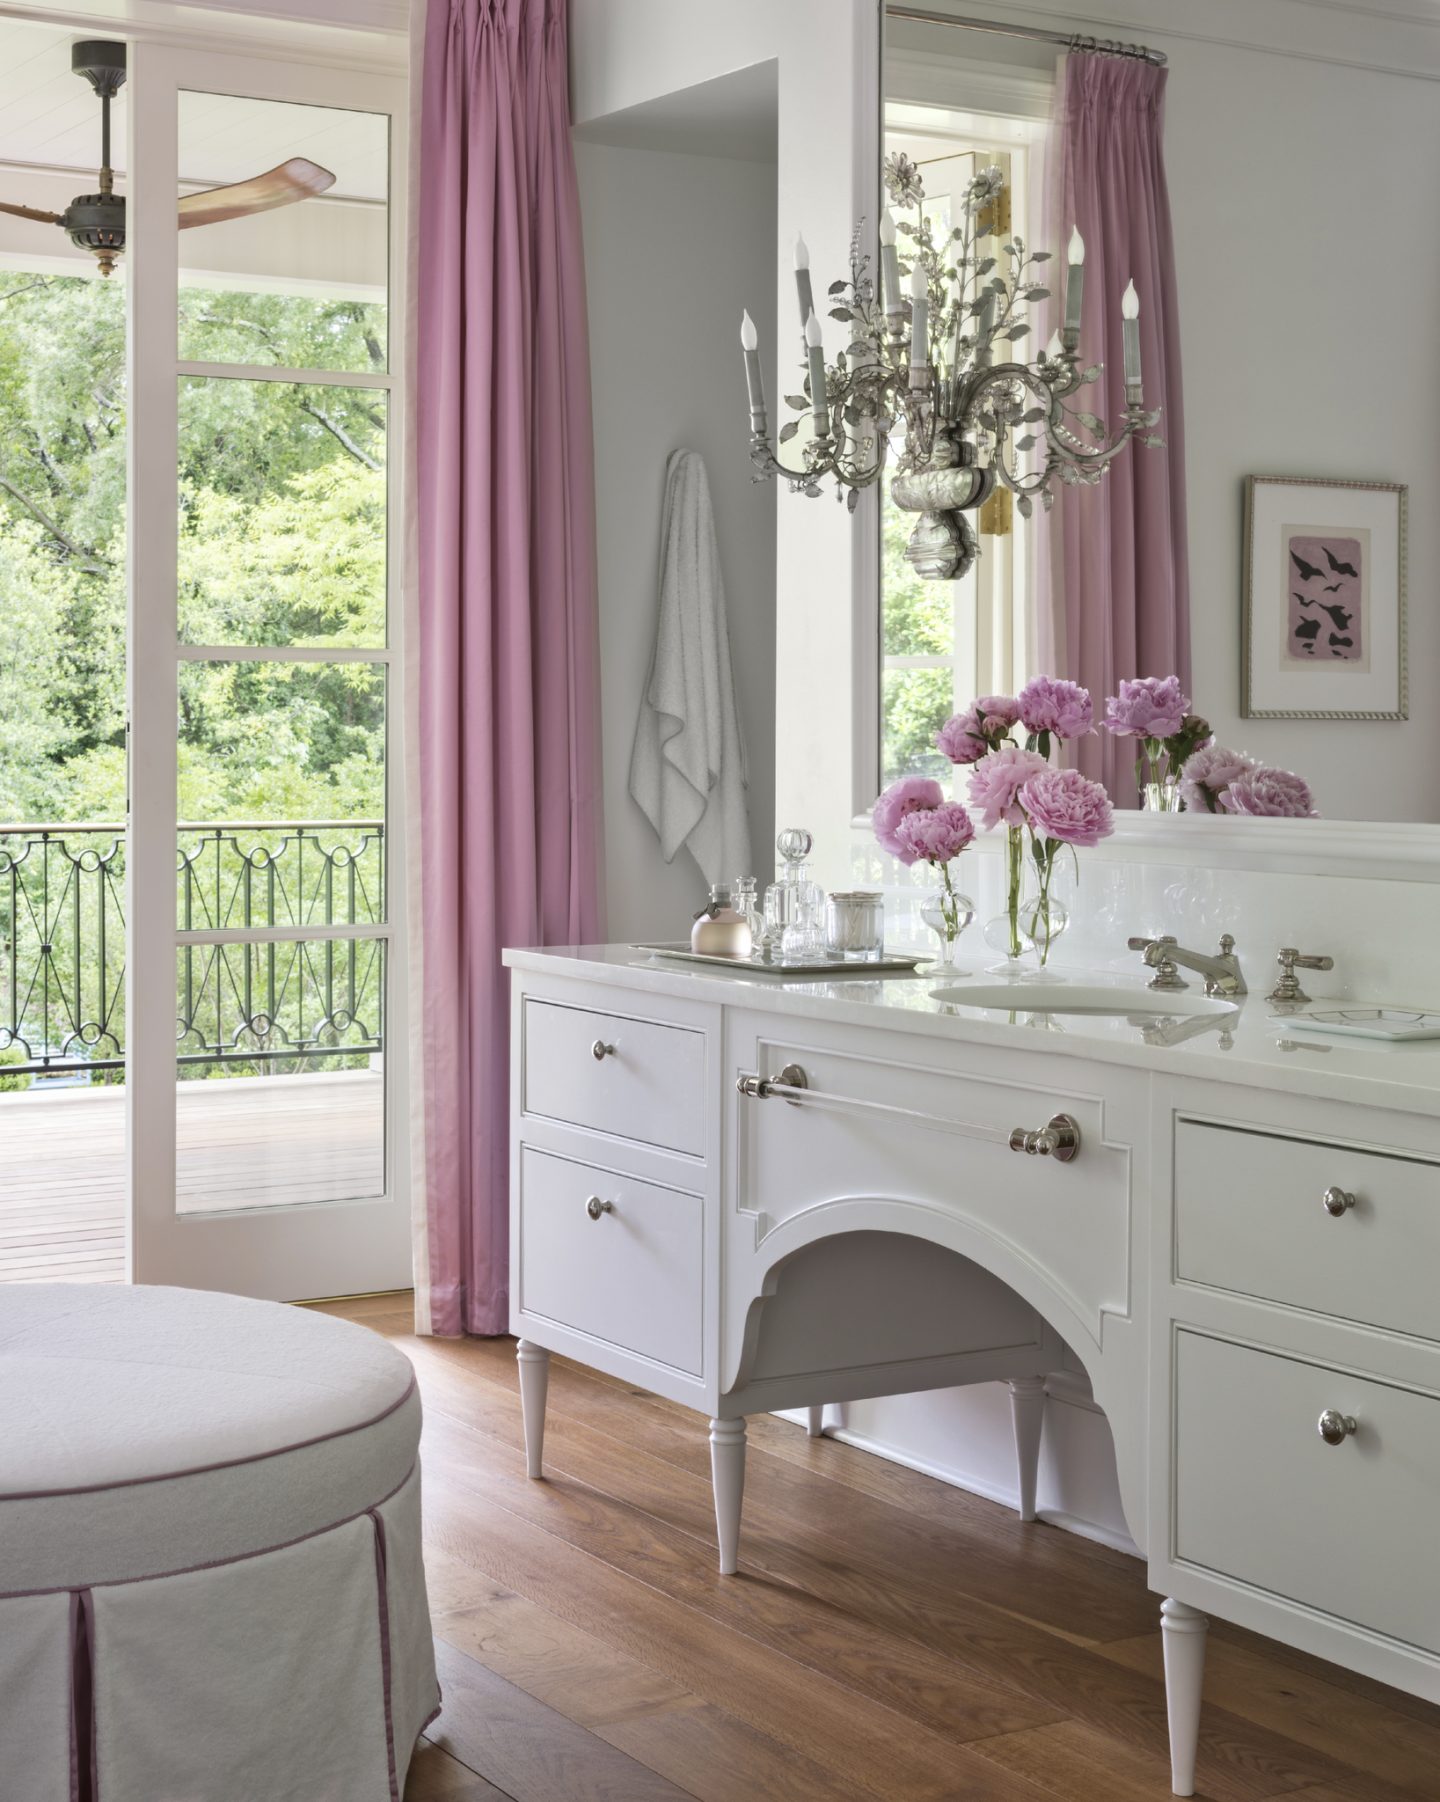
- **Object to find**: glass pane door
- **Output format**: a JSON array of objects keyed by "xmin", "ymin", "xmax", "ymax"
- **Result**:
[{"xmin": 127, "ymin": 43, "xmax": 409, "ymax": 1298}]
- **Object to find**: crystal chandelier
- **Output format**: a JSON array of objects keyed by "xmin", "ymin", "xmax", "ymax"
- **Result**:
[{"xmin": 738, "ymin": 154, "xmax": 1162, "ymax": 580}]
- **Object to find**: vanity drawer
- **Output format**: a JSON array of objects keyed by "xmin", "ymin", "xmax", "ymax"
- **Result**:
[
  {"xmin": 1175, "ymin": 1331, "xmax": 1440, "ymax": 1654},
  {"xmin": 1175, "ymin": 1120, "xmax": 1440, "ymax": 1341},
  {"xmin": 521, "ymin": 998, "xmax": 706, "ymax": 1158},
  {"xmin": 737, "ymin": 1036, "xmax": 1130, "ymax": 1339},
  {"xmin": 516, "ymin": 1145, "xmax": 703, "ymax": 1376}
]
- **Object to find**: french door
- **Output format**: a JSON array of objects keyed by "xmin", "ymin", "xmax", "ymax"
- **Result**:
[{"xmin": 126, "ymin": 41, "xmax": 411, "ymax": 1297}]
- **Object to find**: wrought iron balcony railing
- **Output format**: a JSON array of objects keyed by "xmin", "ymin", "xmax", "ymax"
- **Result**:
[{"xmin": 0, "ymin": 821, "xmax": 384, "ymax": 1079}]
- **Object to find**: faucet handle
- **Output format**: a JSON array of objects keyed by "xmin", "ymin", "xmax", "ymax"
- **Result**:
[
  {"xmin": 1267, "ymin": 946, "xmax": 1334, "ymax": 1008},
  {"xmin": 1128, "ymin": 934, "xmax": 1189, "ymax": 992}
]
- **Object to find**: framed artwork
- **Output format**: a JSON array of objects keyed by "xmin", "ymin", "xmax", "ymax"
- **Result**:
[{"xmin": 1242, "ymin": 475, "xmax": 1408, "ymax": 720}]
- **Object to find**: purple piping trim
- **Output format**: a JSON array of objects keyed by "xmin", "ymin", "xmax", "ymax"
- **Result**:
[
  {"xmin": 0, "ymin": 1372, "xmax": 417, "ymax": 1503},
  {"xmin": 369, "ymin": 1509, "xmax": 401, "ymax": 1802},
  {"xmin": 69, "ymin": 1588, "xmax": 97, "ymax": 1802},
  {"xmin": 0, "ymin": 1465, "xmax": 417, "ymax": 1601}
]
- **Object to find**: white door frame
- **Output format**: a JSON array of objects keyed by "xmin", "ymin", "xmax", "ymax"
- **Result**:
[{"xmin": 126, "ymin": 39, "xmax": 411, "ymax": 1298}]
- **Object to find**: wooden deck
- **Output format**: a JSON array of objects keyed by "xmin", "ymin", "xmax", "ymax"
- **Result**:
[{"xmin": 0, "ymin": 1070, "xmax": 384, "ymax": 1283}]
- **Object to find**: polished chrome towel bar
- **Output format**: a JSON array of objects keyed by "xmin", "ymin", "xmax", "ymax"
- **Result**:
[{"xmin": 736, "ymin": 1064, "xmax": 1080, "ymax": 1162}]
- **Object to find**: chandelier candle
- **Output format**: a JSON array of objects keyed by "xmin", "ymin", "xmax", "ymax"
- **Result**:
[
  {"xmin": 879, "ymin": 209, "xmax": 903, "ymax": 330},
  {"xmin": 740, "ymin": 311, "xmax": 766, "ymax": 436},
  {"xmin": 793, "ymin": 233, "xmax": 814, "ymax": 336},
  {"xmin": 805, "ymin": 309, "xmax": 829, "ymax": 433},
  {"xmin": 1121, "ymin": 279, "xmax": 1142, "ymax": 392},
  {"xmin": 909, "ymin": 261, "xmax": 929, "ymax": 385},
  {"xmin": 1064, "ymin": 226, "xmax": 1085, "ymax": 338}
]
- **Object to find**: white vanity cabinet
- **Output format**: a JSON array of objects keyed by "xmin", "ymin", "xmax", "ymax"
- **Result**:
[
  {"xmin": 506, "ymin": 948, "xmax": 1440, "ymax": 1796},
  {"xmin": 1149, "ymin": 1076, "xmax": 1440, "ymax": 1723}
]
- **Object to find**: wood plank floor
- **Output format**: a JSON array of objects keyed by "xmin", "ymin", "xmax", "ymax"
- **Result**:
[
  {"xmin": 317, "ymin": 1293, "xmax": 1440, "ymax": 1802},
  {"xmin": 0, "ymin": 1071, "xmax": 384, "ymax": 1282}
]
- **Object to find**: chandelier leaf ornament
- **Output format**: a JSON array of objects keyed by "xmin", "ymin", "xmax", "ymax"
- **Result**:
[{"xmin": 739, "ymin": 152, "xmax": 1163, "ymax": 580}]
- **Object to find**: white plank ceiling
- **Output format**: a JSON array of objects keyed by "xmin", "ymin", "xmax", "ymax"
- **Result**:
[{"xmin": 0, "ymin": 17, "xmax": 386, "ymax": 201}]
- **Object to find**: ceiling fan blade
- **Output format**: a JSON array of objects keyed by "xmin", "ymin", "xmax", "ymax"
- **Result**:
[
  {"xmin": 177, "ymin": 158, "xmax": 336, "ymax": 231},
  {"xmin": 0, "ymin": 199, "xmax": 62, "ymax": 226}
]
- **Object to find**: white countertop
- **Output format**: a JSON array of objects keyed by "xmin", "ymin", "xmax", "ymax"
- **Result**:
[{"xmin": 504, "ymin": 944, "xmax": 1440, "ymax": 1118}]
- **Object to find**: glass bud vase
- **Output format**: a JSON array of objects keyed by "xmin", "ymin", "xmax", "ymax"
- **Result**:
[
  {"xmin": 983, "ymin": 825, "xmax": 1031, "ymax": 972},
  {"xmin": 919, "ymin": 885, "xmax": 975, "ymax": 971},
  {"xmin": 1019, "ymin": 889, "xmax": 1069, "ymax": 966},
  {"xmin": 1143, "ymin": 778, "xmax": 1182, "ymax": 813}
]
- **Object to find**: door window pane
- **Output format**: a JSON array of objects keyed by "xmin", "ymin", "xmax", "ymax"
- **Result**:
[
  {"xmin": 177, "ymin": 377, "xmax": 387, "ymax": 646},
  {"xmin": 175, "ymin": 660, "xmax": 385, "ymax": 925},
  {"xmin": 175, "ymin": 935, "xmax": 385, "ymax": 1213},
  {"xmin": 177, "ymin": 92, "xmax": 388, "ymax": 373}
]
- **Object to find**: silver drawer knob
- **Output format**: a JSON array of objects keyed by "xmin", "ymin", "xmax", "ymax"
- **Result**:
[
  {"xmin": 1322, "ymin": 1185, "xmax": 1356, "ymax": 1217},
  {"xmin": 1318, "ymin": 1409, "xmax": 1357, "ymax": 1445},
  {"xmin": 590, "ymin": 1039, "xmax": 615, "ymax": 1061},
  {"xmin": 585, "ymin": 1195, "xmax": 614, "ymax": 1220}
]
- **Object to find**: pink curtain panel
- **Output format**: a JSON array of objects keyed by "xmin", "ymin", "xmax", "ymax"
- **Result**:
[
  {"xmin": 415, "ymin": 0, "xmax": 603, "ymax": 1335},
  {"xmin": 1037, "ymin": 53, "xmax": 1191, "ymax": 800}
]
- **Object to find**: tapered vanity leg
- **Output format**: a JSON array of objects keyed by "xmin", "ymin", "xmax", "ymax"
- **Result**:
[
  {"xmin": 1161, "ymin": 1597, "xmax": 1209, "ymax": 1797},
  {"xmin": 709, "ymin": 1417, "xmax": 747, "ymax": 1575},
  {"xmin": 516, "ymin": 1339, "xmax": 550, "ymax": 1480},
  {"xmin": 1008, "ymin": 1377, "xmax": 1046, "ymax": 1523},
  {"xmin": 805, "ymin": 1405, "xmax": 825, "ymax": 1439}
]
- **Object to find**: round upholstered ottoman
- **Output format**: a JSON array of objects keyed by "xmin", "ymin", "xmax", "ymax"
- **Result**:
[{"xmin": 0, "ymin": 1285, "xmax": 439, "ymax": 1802}]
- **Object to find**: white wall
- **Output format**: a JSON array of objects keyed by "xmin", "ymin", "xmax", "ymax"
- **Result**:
[{"xmin": 576, "ymin": 139, "xmax": 777, "ymax": 939}]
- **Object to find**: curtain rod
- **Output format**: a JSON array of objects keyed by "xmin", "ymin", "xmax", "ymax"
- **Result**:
[{"xmin": 885, "ymin": 6, "xmax": 1167, "ymax": 68}]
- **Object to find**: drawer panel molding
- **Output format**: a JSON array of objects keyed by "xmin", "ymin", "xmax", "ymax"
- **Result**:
[
  {"xmin": 522, "ymin": 997, "xmax": 706, "ymax": 1158},
  {"xmin": 1174, "ymin": 1329, "xmax": 1440, "ymax": 1656},
  {"xmin": 1175, "ymin": 1118, "xmax": 1440, "ymax": 1343},
  {"xmin": 516, "ymin": 1145, "xmax": 704, "ymax": 1376}
]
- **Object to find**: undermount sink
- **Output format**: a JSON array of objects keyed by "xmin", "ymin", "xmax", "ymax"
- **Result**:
[{"xmin": 931, "ymin": 981, "xmax": 1238, "ymax": 1018}]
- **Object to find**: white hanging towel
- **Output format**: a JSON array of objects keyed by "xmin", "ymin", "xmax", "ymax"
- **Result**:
[{"xmin": 628, "ymin": 448, "xmax": 751, "ymax": 886}]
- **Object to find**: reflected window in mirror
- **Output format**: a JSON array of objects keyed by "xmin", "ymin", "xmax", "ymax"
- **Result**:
[{"xmin": 878, "ymin": 108, "xmax": 1045, "ymax": 789}]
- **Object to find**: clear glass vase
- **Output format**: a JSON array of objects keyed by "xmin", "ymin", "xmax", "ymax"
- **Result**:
[
  {"xmin": 1143, "ymin": 778, "xmax": 1182, "ymax": 813},
  {"xmin": 983, "ymin": 826, "xmax": 1030, "ymax": 972},
  {"xmin": 919, "ymin": 884, "xmax": 975, "ymax": 971},
  {"xmin": 983, "ymin": 828, "xmax": 1072, "ymax": 972}
]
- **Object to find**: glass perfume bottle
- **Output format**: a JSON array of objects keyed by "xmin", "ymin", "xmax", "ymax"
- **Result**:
[
  {"xmin": 762, "ymin": 829, "xmax": 826, "ymax": 963},
  {"xmin": 733, "ymin": 876, "xmax": 764, "ymax": 954},
  {"xmin": 691, "ymin": 882, "xmax": 752, "ymax": 957}
]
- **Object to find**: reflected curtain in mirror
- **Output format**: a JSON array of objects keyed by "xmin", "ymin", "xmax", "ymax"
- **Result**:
[
  {"xmin": 1036, "ymin": 52, "xmax": 1189, "ymax": 801},
  {"xmin": 410, "ymin": 0, "xmax": 603, "ymax": 1337}
]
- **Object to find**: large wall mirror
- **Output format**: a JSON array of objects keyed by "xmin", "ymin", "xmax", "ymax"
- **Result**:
[{"xmin": 875, "ymin": 2, "xmax": 1434, "ymax": 829}]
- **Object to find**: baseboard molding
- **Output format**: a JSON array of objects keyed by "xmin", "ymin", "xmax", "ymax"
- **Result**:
[{"xmin": 775, "ymin": 1399, "xmax": 1142, "ymax": 1561}]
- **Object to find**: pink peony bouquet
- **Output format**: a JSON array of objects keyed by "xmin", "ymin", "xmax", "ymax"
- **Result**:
[
  {"xmin": 1103, "ymin": 676, "xmax": 1211, "ymax": 807},
  {"xmin": 871, "ymin": 780, "xmax": 977, "ymax": 956},
  {"xmin": 1219, "ymin": 766, "xmax": 1318, "ymax": 819},
  {"xmin": 929, "ymin": 677, "xmax": 1114, "ymax": 964}
]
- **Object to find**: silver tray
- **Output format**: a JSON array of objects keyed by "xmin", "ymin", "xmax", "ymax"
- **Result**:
[{"xmin": 631, "ymin": 941, "xmax": 929, "ymax": 978}]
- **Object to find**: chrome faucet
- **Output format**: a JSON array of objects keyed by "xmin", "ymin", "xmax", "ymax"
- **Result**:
[{"xmin": 1127, "ymin": 933, "xmax": 1246, "ymax": 999}]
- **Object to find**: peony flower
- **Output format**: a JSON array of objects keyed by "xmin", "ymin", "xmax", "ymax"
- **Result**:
[
  {"xmin": 936, "ymin": 695, "xmax": 1019, "ymax": 765},
  {"xmin": 1017, "ymin": 675, "xmax": 1094, "ymax": 740},
  {"xmin": 893, "ymin": 800, "xmax": 975, "ymax": 868},
  {"xmin": 1104, "ymin": 675, "xmax": 1190, "ymax": 741},
  {"xmin": 1018, "ymin": 767, "xmax": 1115, "ymax": 848},
  {"xmin": 966, "ymin": 746, "xmax": 1049, "ymax": 831},
  {"xmin": 1178, "ymin": 744, "xmax": 1255, "ymax": 814},
  {"xmin": 1219, "ymin": 767, "xmax": 1317, "ymax": 819},
  {"xmin": 873, "ymin": 774, "xmax": 944, "ymax": 858}
]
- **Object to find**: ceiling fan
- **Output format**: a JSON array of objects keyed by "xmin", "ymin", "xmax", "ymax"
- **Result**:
[{"xmin": 0, "ymin": 40, "xmax": 337, "ymax": 277}]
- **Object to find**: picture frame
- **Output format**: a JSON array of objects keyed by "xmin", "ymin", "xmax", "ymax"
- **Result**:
[{"xmin": 1241, "ymin": 475, "xmax": 1407, "ymax": 721}]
